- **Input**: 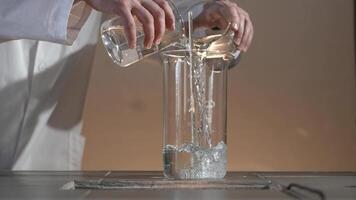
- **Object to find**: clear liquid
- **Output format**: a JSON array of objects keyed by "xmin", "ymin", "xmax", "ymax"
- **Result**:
[
  {"xmin": 189, "ymin": 51, "xmax": 213, "ymax": 147},
  {"xmin": 163, "ymin": 141, "xmax": 227, "ymax": 179},
  {"xmin": 101, "ymin": 26, "xmax": 182, "ymax": 67},
  {"xmin": 188, "ymin": 42, "xmax": 233, "ymax": 149}
]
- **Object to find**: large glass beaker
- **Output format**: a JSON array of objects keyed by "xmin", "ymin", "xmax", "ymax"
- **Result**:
[{"xmin": 162, "ymin": 47, "xmax": 236, "ymax": 179}]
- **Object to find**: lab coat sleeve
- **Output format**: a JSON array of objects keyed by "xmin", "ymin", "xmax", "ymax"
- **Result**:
[{"xmin": 0, "ymin": 0, "xmax": 92, "ymax": 44}]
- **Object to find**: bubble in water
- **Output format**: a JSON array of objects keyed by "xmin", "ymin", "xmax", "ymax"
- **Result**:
[{"xmin": 163, "ymin": 141, "xmax": 227, "ymax": 179}]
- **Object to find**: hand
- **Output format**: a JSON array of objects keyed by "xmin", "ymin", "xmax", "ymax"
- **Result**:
[
  {"xmin": 194, "ymin": 0, "xmax": 254, "ymax": 52},
  {"xmin": 84, "ymin": 0, "xmax": 175, "ymax": 48}
]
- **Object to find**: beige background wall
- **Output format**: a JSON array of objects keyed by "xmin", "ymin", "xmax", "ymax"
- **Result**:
[{"xmin": 82, "ymin": 0, "xmax": 356, "ymax": 171}]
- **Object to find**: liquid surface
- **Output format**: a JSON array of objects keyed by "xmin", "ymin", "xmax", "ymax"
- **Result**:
[{"xmin": 163, "ymin": 142, "xmax": 227, "ymax": 179}]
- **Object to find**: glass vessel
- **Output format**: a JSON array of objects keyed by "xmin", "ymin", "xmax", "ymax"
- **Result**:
[
  {"xmin": 161, "ymin": 46, "xmax": 237, "ymax": 179},
  {"xmin": 101, "ymin": 0, "xmax": 184, "ymax": 67},
  {"xmin": 161, "ymin": 1, "xmax": 240, "ymax": 180}
]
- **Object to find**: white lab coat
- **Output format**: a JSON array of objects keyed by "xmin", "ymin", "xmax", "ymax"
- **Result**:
[
  {"xmin": 0, "ymin": 0, "xmax": 101, "ymax": 170},
  {"xmin": 0, "ymin": 0, "xmax": 204, "ymax": 170}
]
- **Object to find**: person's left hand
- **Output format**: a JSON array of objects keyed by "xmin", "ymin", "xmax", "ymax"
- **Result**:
[{"xmin": 194, "ymin": 0, "xmax": 254, "ymax": 52}]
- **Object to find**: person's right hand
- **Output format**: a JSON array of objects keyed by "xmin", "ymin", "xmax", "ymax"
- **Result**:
[
  {"xmin": 192, "ymin": 0, "xmax": 254, "ymax": 52},
  {"xmin": 84, "ymin": 0, "xmax": 176, "ymax": 49}
]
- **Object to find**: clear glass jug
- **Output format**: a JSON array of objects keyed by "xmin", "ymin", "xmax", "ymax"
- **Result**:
[{"xmin": 100, "ymin": 0, "xmax": 184, "ymax": 67}]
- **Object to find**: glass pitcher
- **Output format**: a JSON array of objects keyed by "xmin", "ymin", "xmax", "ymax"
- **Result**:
[{"xmin": 100, "ymin": 0, "xmax": 184, "ymax": 67}]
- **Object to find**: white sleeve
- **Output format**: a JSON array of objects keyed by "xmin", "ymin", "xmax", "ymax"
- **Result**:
[{"xmin": 0, "ymin": 0, "xmax": 90, "ymax": 44}]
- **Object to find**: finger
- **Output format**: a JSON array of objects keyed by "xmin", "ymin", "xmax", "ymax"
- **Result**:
[
  {"xmin": 154, "ymin": 0, "xmax": 175, "ymax": 31},
  {"xmin": 245, "ymin": 26, "xmax": 254, "ymax": 51},
  {"xmin": 141, "ymin": 1, "xmax": 165, "ymax": 45},
  {"xmin": 222, "ymin": 3, "xmax": 241, "ymax": 35},
  {"xmin": 239, "ymin": 11, "xmax": 253, "ymax": 51},
  {"xmin": 221, "ymin": 1, "xmax": 240, "ymax": 23},
  {"xmin": 116, "ymin": 7, "xmax": 136, "ymax": 48},
  {"xmin": 239, "ymin": 20, "xmax": 252, "ymax": 52},
  {"xmin": 132, "ymin": 4, "xmax": 155, "ymax": 48},
  {"xmin": 235, "ymin": 15, "xmax": 245, "ymax": 46}
]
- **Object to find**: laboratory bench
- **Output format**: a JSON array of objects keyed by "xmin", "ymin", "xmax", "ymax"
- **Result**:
[{"xmin": 0, "ymin": 171, "xmax": 355, "ymax": 199}]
